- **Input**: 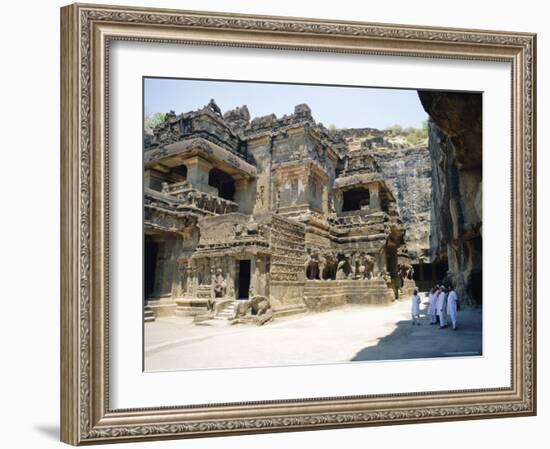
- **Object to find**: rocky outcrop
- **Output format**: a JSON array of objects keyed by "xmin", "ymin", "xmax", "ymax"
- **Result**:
[{"xmin": 418, "ymin": 91, "xmax": 482, "ymax": 306}]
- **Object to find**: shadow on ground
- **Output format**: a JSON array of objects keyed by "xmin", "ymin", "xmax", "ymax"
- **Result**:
[{"xmin": 351, "ymin": 307, "xmax": 483, "ymax": 362}]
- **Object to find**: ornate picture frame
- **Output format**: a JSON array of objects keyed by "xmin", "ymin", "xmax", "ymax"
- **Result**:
[{"xmin": 60, "ymin": 3, "xmax": 536, "ymax": 445}]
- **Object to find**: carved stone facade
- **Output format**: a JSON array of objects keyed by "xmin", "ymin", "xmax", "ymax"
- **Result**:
[{"xmin": 144, "ymin": 101, "xmax": 417, "ymax": 320}]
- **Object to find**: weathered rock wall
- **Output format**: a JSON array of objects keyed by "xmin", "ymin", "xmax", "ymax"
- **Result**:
[
  {"xmin": 339, "ymin": 131, "xmax": 432, "ymax": 262},
  {"xmin": 419, "ymin": 91, "xmax": 482, "ymax": 306},
  {"xmin": 368, "ymin": 144, "xmax": 432, "ymax": 262}
]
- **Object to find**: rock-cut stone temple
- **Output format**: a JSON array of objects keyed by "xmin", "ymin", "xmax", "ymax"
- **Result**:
[{"xmin": 143, "ymin": 101, "xmax": 422, "ymax": 322}]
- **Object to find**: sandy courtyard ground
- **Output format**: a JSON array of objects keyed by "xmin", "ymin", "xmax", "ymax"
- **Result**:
[{"xmin": 144, "ymin": 294, "xmax": 482, "ymax": 371}]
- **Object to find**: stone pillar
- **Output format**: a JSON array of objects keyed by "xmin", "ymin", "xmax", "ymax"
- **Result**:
[
  {"xmin": 153, "ymin": 240, "xmax": 178, "ymax": 299},
  {"xmin": 227, "ymin": 258, "xmax": 236, "ymax": 299},
  {"xmin": 189, "ymin": 259, "xmax": 198, "ymax": 297},
  {"xmin": 234, "ymin": 177, "xmax": 252, "ymax": 214},
  {"xmin": 322, "ymin": 185, "xmax": 329, "ymax": 214},
  {"xmin": 184, "ymin": 156, "xmax": 212, "ymax": 190},
  {"xmin": 369, "ymin": 183, "xmax": 381, "ymax": 211}
]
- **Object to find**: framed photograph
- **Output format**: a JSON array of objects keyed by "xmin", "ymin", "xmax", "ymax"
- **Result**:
[{"xmin": 60, "ymin": 3, "xmax": 537, "ymax": 445}]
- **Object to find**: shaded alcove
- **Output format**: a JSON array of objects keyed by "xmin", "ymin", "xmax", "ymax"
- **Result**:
[
  {"xmin": 144, "ymin": 236, "xmax": 158, "ymax": 298},
  {"xmin": 342, "ymin": 188, "xmax": 370, "ymax": 212},
  {"xmin": 208, "ymin": 168, "xmax": 235, "ymax": 201},
  {"xmin": 236, "ymin": 259, "xmax": 251, "ymax": 299},
  {"xmin": 171, "ymin": 164, "xmax": 187, "ymax": 180}
]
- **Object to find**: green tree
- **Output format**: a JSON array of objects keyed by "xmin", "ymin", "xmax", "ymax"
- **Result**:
[
  {"xmin": 384, "ymin": 123, "xmax": 428, "ymax": 144},
  {"xmin": 385, "ymin": 124, "xmax": 403, "ymax": 135},
  {"xmin": 144, "ymin": 112, "xmax": 166, "ymax": 129}
]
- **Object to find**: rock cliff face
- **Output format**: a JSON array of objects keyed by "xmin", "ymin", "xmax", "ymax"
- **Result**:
[
  {"xmin": 418, "ymin": 91, "xmax": 482, "ymax": 306},
  {"xmin": 368, "ymin": 144, "xmax": 431, "ymax": 263},
  {"xmin": 337, "ymin": 130, "xmax": 432, "ymax": 263}
]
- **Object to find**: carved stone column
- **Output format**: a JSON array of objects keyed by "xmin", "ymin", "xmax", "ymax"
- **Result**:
[
  {"xmin": 183, "ymin": 156, "xmax": 213, "ymax": 190},
  {"xmin": 234, "ymin": 177, "xmax": 253, "ymax": 214},
  {"xmin": 369, "ymin": 183, "xmax": 381, "ymax": 211}
]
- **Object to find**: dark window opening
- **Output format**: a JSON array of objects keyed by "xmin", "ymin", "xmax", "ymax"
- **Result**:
[
  {"xmin": 144, "ymin": 237, "xmax": 158, "ymax": 298},
  {"xmin": 236, "ymin": 260, "xmax": 251, "ymax": 299},
  {"xmin": 208, "ymin": 168, "xmax": 235, "ymax": 201},
  {"xmin": 342, "ymin": 188, "xmax": 370, "ymax": 212},
  {"xmin": 171, "ymin": 164, "xmax": 187, "ymax": 180}
]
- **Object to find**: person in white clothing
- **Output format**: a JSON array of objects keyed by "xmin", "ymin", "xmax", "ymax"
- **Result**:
[
  {"xmin": 410, "ymin": 289, "xmax": 421, "ymax": 325},
  {"xmin": 446, "ymin": 286, "xmax": 459, "ymax": 330},
  {"xmin": 427, "ymin": 286, "xmax": 438, "ymax": 325},
  {"xmin": 436, "ymin": 286, "xmax": 448, "ymax": 328}
]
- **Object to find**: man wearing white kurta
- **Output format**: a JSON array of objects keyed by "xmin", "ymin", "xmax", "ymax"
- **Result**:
[
  {"xmin": 436, "ymin": 287, "xmax": 448, "ymax": 328},
  {"xmin": 446, "ymin": 287, "xmax": 459, "ymax": 330},
  {"xmin": 410, "ymin": 289, "xmax": 421, "ymax": 325},
  {"xmin": 427, "ymin": 287, "xmax": 438, "ymax": 324}
]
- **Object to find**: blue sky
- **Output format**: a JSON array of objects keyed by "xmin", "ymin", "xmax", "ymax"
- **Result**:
[{"xmin": 144, "ymin": 78, "xmax": 428, "ymax": 130}]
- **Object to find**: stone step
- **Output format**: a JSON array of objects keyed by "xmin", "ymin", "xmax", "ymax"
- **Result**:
[
  {"xmin": 217, "ymin": 311, "xmax": 234, "ymax": 315},
  {"xmin": 273, "ymin": 304, "xmax": 308, "ymax": 317},
  {"xmin": 144, "ymin": 307, "xmax": 155, "ymax": 322},
  {"xmin": 215, "ymin": 302, "xmax": 236, "ymax": 319},
  {"xmin": 176, "ymin": 306, "xmax": 206, "ymax": 317},
  {"xmin": 176, "ymin": 298, "xmax": 208, "ymax": 307},
  {"xmin": 303, "ymin": 285, "xmax": 380, "ymax": 289}
]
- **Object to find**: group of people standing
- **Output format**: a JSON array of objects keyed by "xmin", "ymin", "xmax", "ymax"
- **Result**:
[{"xmin": 410, "ymin": 285, "xmax": 460, "ymax": 330}]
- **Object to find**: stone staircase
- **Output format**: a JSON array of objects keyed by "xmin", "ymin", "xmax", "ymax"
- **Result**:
[
  {"xmin": 176, "ymin": 298, "xmax": 208, "ymax": 316},
  {"xmin": 196, "ymin": 286, "xmax": 212, "ymax": 299},
  {"xmin": 213, "ymin": 301, "xmax": 237, "ymax": 320},
  {"xmin": 144, "ymin": 305, "xmax": 155, "ymax": 323}
]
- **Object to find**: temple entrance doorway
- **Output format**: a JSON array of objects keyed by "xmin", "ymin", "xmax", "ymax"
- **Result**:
[
  {"xmin": 144, "ymin": 236, "xmax": 158, "ymax": 299},
  {"xmin": 236, "ymin": 259, "xmax": 251, "ymax": 299}
]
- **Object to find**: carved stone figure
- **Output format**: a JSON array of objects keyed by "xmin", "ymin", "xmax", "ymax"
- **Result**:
[
  {"xmin": 336, "ymin": 260, "xmax": 347, "ymax": 280},
  {"xmin": 207, "ymin": 98, "xmax": 222, "ymax": 116},
  {"xmin": 357, "ymin": 260, "xmax": 366, "ymax": 279},
  {"xmin": 232, "ymin": 295, "xmax": 273, "ymax": 326},
  {"xmin": 234, "ymin": 222, "xmax": 245, "ymax": 237},
  {"xmin": 318, "ymin": 252, "xmax": 327, "ymax": 280},
  {"xmin": 246, "ymin": 216, "xmax": 259, "ymax": 234},
  {"xmin": 213, "ymin": 268, "xmax": 227, "ymax": 298}
]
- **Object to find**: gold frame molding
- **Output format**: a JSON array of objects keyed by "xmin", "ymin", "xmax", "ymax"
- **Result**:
[{"xmin": 60, "ymin": 3, "xmax": 537, "ymax": 445}]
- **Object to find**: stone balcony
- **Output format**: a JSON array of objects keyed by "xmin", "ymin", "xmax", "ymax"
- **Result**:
[
  {"xmin": 160, "ymin": 181, "xmax": 238, "ymax": 215},
  {"xmin": 144, "ymin": 185, "xmax": 239, "ymax": 233},
  {"xmin": 329, "ymin": 210, "xmax": 389, "ymax": 228}
]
